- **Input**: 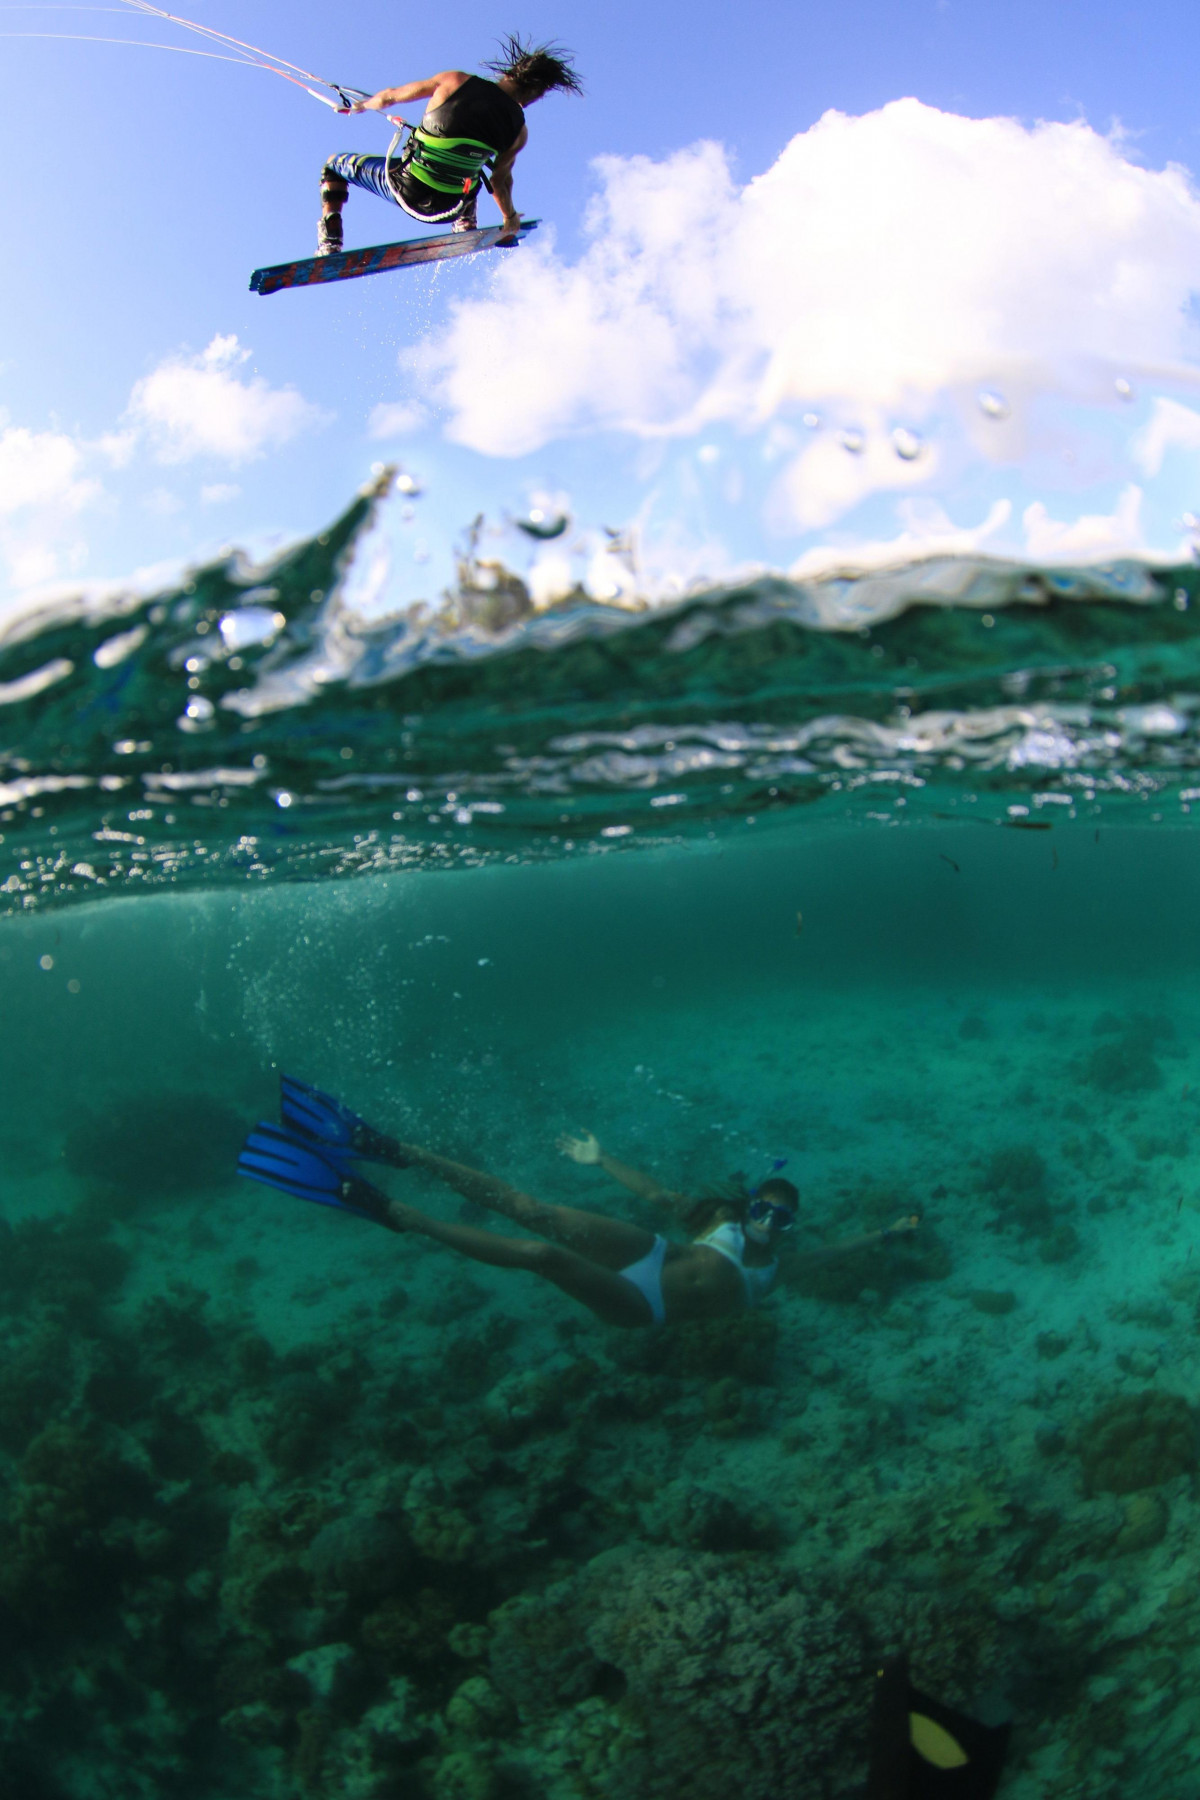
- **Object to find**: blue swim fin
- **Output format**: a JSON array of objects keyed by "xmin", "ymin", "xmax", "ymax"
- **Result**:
[
  {"xmin": 238, "ymin": 1122, "xmax": 391, "ymax": 1224},
  {"xmin": 279, "ymin": 1075, "xmax": 408, "ymax": 1169}
]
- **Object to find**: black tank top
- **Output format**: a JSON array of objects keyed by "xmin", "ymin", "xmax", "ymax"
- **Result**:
[{"xmin": 421, "ymin": 75, "xmax": 524, "ymax": 156}]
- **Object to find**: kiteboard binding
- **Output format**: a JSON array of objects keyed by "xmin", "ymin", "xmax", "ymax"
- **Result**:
[{"xmin": 250, "ymin": 219, "xmax": 539, "ymax": 296}]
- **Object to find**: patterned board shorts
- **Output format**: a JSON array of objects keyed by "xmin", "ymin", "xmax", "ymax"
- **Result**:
[{"xmin": 323, "ymin": 151, "xmax": 469, "ymax": 226}]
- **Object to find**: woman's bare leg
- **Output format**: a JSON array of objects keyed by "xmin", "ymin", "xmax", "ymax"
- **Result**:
[
  {"xmin": 385, "ymin": 1200, "xmax": 652, "ymax": 1328},
  {"xmin": 390, "ymin": 1140, "xmax": 655, "ymax": 1270}
]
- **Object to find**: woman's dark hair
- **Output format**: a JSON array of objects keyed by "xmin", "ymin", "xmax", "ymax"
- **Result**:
[
  {"xmin": 681, "ymin": 1172, "xmax": 799, "ymax": 1238},
  {"xmin": 681, "ymin": 1195, "xmax": 743, "ymax": 1237},
  {"xmin": 758, "ymin": 1176, "xmax": 799, "ymax": 1211},
  {"xmin": 485, "ymin": 34, "xmax": 583, "ymax": 101}
]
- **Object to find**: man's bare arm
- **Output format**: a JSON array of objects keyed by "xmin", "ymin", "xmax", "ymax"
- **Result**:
[
  {"xmin": 348, "ymin": 71, "xmax": 469, "ymax": 114},
  {"xmin": 488, "ymin": 124, "xmax": 528, "ymax": 231},
  {"xmin": 557, "ymin": 1132, "xmax": 690, "ymax": 1215}
]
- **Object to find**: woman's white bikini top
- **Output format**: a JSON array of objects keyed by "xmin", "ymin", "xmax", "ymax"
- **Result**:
[{"xmin": 695, "ymin": 1219, "xmax": 778, "ymax": 1306}]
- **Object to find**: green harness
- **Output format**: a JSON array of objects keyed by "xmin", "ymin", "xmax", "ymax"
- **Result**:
[{"xmin": 405, "ymin": 125, "xmax": 496, "ymax": 196}]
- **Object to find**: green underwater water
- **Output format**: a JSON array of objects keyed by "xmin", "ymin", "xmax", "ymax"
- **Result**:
[
  {"xmin": 6, "ymin": 488, "xmax": 1200, "ymax": 1797},
  {"xmin": 4, "ymin": 819, "xmax": 1200, "ymax": 1798}
]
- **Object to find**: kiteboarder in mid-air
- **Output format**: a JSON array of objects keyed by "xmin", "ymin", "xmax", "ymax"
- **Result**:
[{"xmin": 318, "ymin": 35, "xmax": 582, "ymax": 256}]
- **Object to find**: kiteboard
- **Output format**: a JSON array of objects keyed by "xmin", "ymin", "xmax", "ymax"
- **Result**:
[{"xmin": 250, "ymin": 219, "xmax": 539, "ymax": 296}]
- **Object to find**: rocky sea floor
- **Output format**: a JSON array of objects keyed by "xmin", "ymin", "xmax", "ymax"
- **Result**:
[
  {"xmin": 5, "ymin": 938, "xmax": 1200, "ymax": 1797},
  {"xmin": 3, "ymin": 823, "xmax": 1200, "ymax": 1799}
]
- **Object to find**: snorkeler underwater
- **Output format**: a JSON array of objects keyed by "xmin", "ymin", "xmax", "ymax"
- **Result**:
[
  {"xmin": 5, "ymin": 0, "xmax": 1200, "ymax": 1796},
  {"xmin": 238, "ymin": 1075, "xmax": 919, "ymax": 1328}
]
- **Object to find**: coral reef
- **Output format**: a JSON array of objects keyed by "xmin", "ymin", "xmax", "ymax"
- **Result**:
[
  {"xmin": 982, "ymin": 1143, "xmax": 1046, "ymax": 1198},
  {"xmin": 637, "ymin": 1478, "xmax": 783, "ymax": 1551},
  {"xmin": 0, "ymin": 1208, "xmax": 130, "ymax": 1325},
  {"xmin": 982, "ymin": 1142, "xmax": 1054, "ymax": 1232},
  {"xmin": 489, "ymin": 1548, "xmax": 876, "ymax": 1799},
  {"xmin": 580, "ymin": 1548, "xmax": 866, "ymax": 1799},
  {"xmin": 619, "ymin": 1310, "xmax": 779, "ymax": 1384},
  {"xmin": 969, "ymin": 1288, "xmax": 1017, "ymax": 1315},
  {"xmin": 8, "ymin": 989, "xmax": 1200, "ymax": 1800},
  {"xmin": 1075, "ymin": 1390, "xmax": 1197, "ymax": 1494},
  {"xmin": 63, "ymin": 1090, "xmax": 246, "ymax": 1202},
  {"xmin": 1114, "ymin": 1491, "xmax": 1169, "ymax": 1553},
  {"xmin": 1082, "ymin": 1014, "xmax": 1173, "ymax": 1095}
]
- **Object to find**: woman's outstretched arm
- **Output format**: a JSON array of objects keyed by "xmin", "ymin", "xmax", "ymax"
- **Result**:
[
  {"xmin": 557, "ymin": 1132, "xmax": 689, "ymax": 1215},
  {"xmin": 793, "ymin": 1215, "xmax": 920, "ymax": 1268}
]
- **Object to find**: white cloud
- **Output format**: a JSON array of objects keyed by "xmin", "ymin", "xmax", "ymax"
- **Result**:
[
  {"xmin": 0, "ymin": 425, "xmax": 97, "ymax": 518},
  {"xmin": 142, "ymin": 487, "xmax": 184, "ymax": 516},
  {"xmin": 0, "ymin": 423, "xmax": 100, "ymax": 593},
  {"xmin": 1131, "ymin": 397, "xmax": 1200, "ymax": 475},
  {"xmin": 768, "ymin": 416, "xmax": 938, "ymax": 531},
  {"xmin": 1022, "ymin": 484, "xmax": 1144, "ymax": 559},
  {"xmin": 97, "ymin": 430, "xmax": 137, "ymax": 468},
  {"xmin": 127, "ymin": 334, "xmax": 325, "ymax": 464},
  {"xmin": 414, "ymin": 100, "xmax": 1200, "ymax": 521},
  {"xmin": 0, "ymin": 340, "xmax": 326, "ymax": 599},
  {"xmin": 369, "ymin": 400, "xmax": 429, "ymax": 438}
]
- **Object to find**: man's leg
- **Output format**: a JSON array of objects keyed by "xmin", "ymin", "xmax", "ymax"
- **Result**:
[
  {"xmin": 452, "ymin": 187, "xmax": 479, "ymax": 234},
  {"xmin": 317, "ymin": 153, "xmax": 408, "ymax": 256},
  {"xmin": 318, "ymin": 167, "xmax": 349, "ymax": 255}
]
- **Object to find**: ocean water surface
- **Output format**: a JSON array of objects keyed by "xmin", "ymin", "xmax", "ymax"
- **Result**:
[{"xmin": 3, "ymin": 477, "xmax": 1200, "ymax": 1798}]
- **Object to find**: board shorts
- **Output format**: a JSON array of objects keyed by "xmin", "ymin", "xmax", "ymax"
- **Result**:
[{"xmin": 323, "ymin": 151, "xmax": 469, "ymax": 226}]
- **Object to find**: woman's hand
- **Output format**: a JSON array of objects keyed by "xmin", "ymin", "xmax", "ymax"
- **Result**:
[
  {"xmin": 557, "ymin": 1131, "xmax": 601, "ymax": 1165},
  {"xmin": 881, "ymin": 1214, "xmax": 921, "ymax": 1241}
]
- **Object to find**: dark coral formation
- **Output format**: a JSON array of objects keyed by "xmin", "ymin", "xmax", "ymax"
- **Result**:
[
  {"xmin": 5, "ymin": 1163, "xmax": 1196, "ymax": 1800},
  {"xmin": 63, "ymin": 1090, "xmax": 246, "ymax": 1203},
  {"xmin": 487, "ymin": 1544, "xmax": 1015, "ymax": 1800},
  {"xmin": 981, "ymin": 1142, "xmax": 1053, "ymax": 1233},
  {"xmin": 982, "ymin": 1143, "xmax": 1046, "ymax": 1198},
  {"xmin": 620, "ymin": 1309, "xmax": 779, "ymax": 1384},
  {"xmin": 1, "ymin": 1193, "xmax": 821, "ymax": 1795},
  {"xmin": 1083, "ymin": 1013, "xmax": 1174, "ymax": 1095},
  {"xmin": 978, "ymin": 1143, "xmax": 1084, "ymax": 1262},
  {"xmin": 1076, "ymin": 1390, "xmax": 1198, "ymax": 1494},
  {"xmin": 579, "ymin": 1548, "xmax": 866, "ymax": 1800}
]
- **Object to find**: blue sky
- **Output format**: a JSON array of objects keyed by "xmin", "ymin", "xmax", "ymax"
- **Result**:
[{"xmin": 3, "ymin": 0, "xmax": 1199, "ymax": 612}]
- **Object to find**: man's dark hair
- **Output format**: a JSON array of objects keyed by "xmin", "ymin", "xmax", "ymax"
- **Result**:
[{"xmin": 485, "ymin": 33, "xmax": 583, "ymax": 101}]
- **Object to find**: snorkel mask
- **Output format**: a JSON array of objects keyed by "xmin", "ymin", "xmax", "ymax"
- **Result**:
[{"xmin": 746, "ymin": 1158, "xmax": 795, "ymax": 1235}]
